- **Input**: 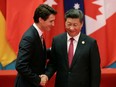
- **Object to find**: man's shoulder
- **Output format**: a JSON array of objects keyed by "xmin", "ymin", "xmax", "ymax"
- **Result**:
[
  {"xmin": 24, "ymin": 25, "xmax": 35, "ymax": 33},
  {"xmin": 80, "ymin": 33, "xmax": 96, "ymax": 42},
  {"xmin": 54, "ymin": 32, "xmax": 66, "ymax": 39},
  {"xmin": 21, "ymin": 25, "xmax": 37, "ymax": 40}
]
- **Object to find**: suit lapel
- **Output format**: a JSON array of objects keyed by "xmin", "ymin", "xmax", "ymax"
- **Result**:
[
  {"xmin": 70, "ymin": 34, "xmax": 86, "ymax": 68},
  {"xmin": 32, "ymin": 26, "xmax": 44, "ymax": 51}
]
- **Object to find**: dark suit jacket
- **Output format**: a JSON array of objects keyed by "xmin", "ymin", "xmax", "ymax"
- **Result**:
[
  {"xmin": 46, "ymin": 32, "xmax": 101, "ymax": 87},
  {"xmin": 15, "ymin": 25, "xmax": 47, "ymax": 87}
]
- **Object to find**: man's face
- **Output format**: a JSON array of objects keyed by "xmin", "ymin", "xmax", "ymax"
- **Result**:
[
  {"xmin": 40, "ymin": 14, "xmax": 56, "ymax": 31},
  {"xmin": 65, "ymin": 18, "xmax": 83, "ymax": 37}
]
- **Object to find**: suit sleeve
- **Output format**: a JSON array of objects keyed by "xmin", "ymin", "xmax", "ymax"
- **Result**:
[
  {"xmin": 46, "ymin": 48, "xmax": 52, "ymax": 59},
  {"xmin": 15, "ymin": 36, "xmax": 40, "ymax": 86},
  {"xmin": 45, "ymin": 38, "xmax": 57, "ymax": 79},
  {"xmin": 90, "ymin": 40, "xmax": 101, "ymax": 87}
]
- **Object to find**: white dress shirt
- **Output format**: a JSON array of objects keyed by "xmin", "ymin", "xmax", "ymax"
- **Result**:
[
  {"xmin": 67, "ymin": 32, "xmax": 80, "ymax": 55},
  {"xmin": 33, "ymin": 23, "xmax": 43, "ymax": 37}
]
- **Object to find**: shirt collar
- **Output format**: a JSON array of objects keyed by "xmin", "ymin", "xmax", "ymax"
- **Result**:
[
  {"xmin": 33, "ymin": 23, "xmax": 43, "ymax": 37},
  {"xmin": 67, "ymin": 32, "xmax": 81, "ymax": 42}
]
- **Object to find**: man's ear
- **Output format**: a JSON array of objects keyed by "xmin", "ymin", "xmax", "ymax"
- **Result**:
[
  {"xmin": 39, "ymin": 17, "xmax": 44, "ymax": 23},
  {"xmin": 81, "ymin": 21, "xmax": 84, "ymax": 28}
]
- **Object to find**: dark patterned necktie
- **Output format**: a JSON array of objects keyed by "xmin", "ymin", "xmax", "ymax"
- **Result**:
[{"xmin": 41, "ymin": 34, "xmax": 44, "ymax": 45}]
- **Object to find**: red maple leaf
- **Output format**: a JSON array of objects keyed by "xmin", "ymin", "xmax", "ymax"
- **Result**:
[{"xmin": 84, "ymin": 0, "xmax": 102, "ymax": 20}]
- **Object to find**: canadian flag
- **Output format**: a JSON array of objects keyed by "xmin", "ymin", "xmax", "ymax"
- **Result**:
[{"xmin": 84, "ymin": 0, "xmax": 116, "ymax": 67}]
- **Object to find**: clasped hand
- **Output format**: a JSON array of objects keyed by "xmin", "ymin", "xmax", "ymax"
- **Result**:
[{"xmin": 39, "ymin": 74, "xmax": 48, "ymax": 86}]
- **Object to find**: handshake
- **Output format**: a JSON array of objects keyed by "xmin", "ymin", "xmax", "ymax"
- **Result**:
[{"xmin": 39, "ymin": 74, "xmax": 48, "ymax": 86}]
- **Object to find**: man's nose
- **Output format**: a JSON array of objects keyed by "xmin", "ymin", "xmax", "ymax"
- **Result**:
[{"xmin": 70, "ymin": 26, "xmax": 75, "ymax": 30}]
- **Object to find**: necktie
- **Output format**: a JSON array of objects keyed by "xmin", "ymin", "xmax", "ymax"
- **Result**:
[
  {"xmin": 41, "ymin": 34, "xmax": 45, "ymax": 49},
  {"xmin": 41, "ymin": 34, "xmax": 44, "ymax": 45},
  {"xmin": 68, "ymin": 38, "xmax": 74, "ymax": 67}
]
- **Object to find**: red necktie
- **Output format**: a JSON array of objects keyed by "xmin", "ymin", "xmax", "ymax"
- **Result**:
[{"xmin": 68, "ymin": 38, "xmax": 74, "ymax": 67}]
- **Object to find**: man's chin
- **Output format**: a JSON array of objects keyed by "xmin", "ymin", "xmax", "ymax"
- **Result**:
[
  {"xmin": 44, "ymin": 27, "xmax": 50, "ymax": 31},
  {"xmin": 45, "ymin": 29, "xmax": 50, "ymax": 32},
  {"xmin": 68, "ymin": 33, "xmax": 77, "ymax": 37},
  {"xmin": 47, "ymin": 28, "xmax": 51, "ymax": 31}
]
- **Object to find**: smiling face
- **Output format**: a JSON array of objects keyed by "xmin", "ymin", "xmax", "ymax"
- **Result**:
[
  {"xmin": 39, "ymin": 14, "xmax": 56, "ymax": 31},
  {"xmin": 65, "ymin": 18, "xmax": 83, "ymax": 37}
]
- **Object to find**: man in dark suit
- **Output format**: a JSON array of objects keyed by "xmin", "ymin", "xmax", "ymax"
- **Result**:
[
  {"xmin": 42, "ymin": 9, "xmax": 101, "ymax": 87},
  {"xmin": 15, "ymin": 4, "xmax": 57, "ymax": 87}
]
